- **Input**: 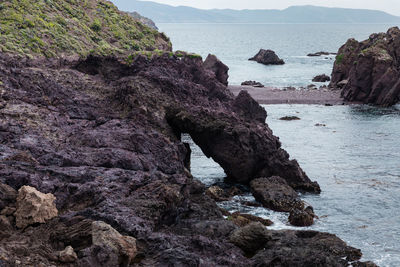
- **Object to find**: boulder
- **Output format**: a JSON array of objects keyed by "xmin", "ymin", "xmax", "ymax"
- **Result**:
[
  {"xmin": 253, "ymin": 230, "xmax": 364, "ymax": 266},
  {"xmin": 230, "ymin": 212, "xmax": 273, "ymax": 227},
  {"xmin": 58, "ymin": 246, "xmax": 78, "ymax": 263},
  {"xmin": 249, "ymin": 49, "xmax": 285, "ymax": 65},
  {"xmin": 203, "ymin": 54, "xmax": 229, "ymax": 85},
  {"xmin": 312, "ymin": 74, "xmax": 331, "ymax": 82},
  {"xmin": 330, "ymin": 27, "xmax": 400, "ymax": 106},
  {"xmin": 14, "ymin": 186, "xmax": 58, "ymax": 229},
  {"xmin": 91, "ymin": 221, "xmax": 137, "ymax": 266},
  {"xmin": 205, "ymin": 184, "xmax": 243, "ymax": 202},
  {"xmin": 241, "ymin": 81, "xmax": 264, "ymax": 87},
  {"xmin": 229, "ymin": 222, "xmax": 271, "ymax": 253},
  {"xmin": 289, "ymin": 206, "xmax": 315, "ymax": 227},
  {"xmin": 250, "ymin": 177, "xmax": 304, "ymax": 212}
]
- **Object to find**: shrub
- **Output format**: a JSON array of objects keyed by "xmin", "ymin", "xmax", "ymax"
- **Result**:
[
  {"xmin": 90, "ymin": 19, "xmax": 102, "ymax": 32},
  {"xmin": 336, "ymin": 54, "xmax": 344, "ymax": 64}
]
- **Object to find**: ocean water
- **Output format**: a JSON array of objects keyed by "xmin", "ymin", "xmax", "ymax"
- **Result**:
[
  {"xmin": 183, "ymin": 104, "xmax": 400, "ymax": 266},
  {"xmin": 158, "ymin": 23, "xmax": 399, "ymax": 87}
]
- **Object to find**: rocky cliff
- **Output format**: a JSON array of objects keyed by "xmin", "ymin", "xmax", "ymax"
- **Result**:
[
  {"xmin": 0, "ymin": 0, "xmax": 375, "ymax": 266},
  {"xmin": 330, "ymin": 27, "xmax": 400, "ymax": 106}
]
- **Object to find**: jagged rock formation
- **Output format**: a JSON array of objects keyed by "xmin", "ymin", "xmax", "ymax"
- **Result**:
[
  {"xmin": 249, "ymin": 49, "xmax": 285, "ymax": 65},
  {"xmin": 0, "ymin": 51, "xmax": 372, "ymax": 266},
  {"xmin": 0, "ymin": 0, "xmax": 375, "ymax": 265},
  {"xmin": 203, "ymin": 54, "xmax": 229, "ymax": 85},
  {"xmin": 330, "ymin": 27, "xmax": 400, "ymax": 106}
]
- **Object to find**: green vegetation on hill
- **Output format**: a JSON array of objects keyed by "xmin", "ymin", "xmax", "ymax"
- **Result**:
[{"xmin": 0, "ymin": 0, "xmax": 171, "ymax": 57}]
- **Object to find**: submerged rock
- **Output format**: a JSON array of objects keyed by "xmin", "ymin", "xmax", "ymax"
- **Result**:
[
  {"xmin": 249, "ymin": 49, "xmax": 285, "ymax": 65},
  {"xmin": 330, "ymin": 27, "xmax": 400, "ymax": 106},
  {"xmin": 14, "ymin": 186, "xmax": 58, "ymax": 229},
  {"xmin": 312, "ymin": 74, "xmax": 331, "ymax": 82},
  {"xmin": 250, "ymin": 177, "xmax": 304, "ymax": 212},
  {"xmin": 280, "ymin": 116, "xmax": 301, "ymax": 121},
  {"xmin": 203, "ymin": 54, "xmax": 229, "ymax": 85},
  {"xmin": 307, "ymin": 51, "xmax": 336, "ymax": 57}
]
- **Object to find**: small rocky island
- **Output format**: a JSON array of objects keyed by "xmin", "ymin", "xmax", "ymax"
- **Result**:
[
  {"xmin": 0, "ymin": 0, "xmax": 377, "ymax": 266},
  {"xmin": 249, "ymin": 49, "xmax": 285, "ymax": 65},
  {"xmin": 330, "ymin": 27, "xmax": 400, "ymax": 106}
]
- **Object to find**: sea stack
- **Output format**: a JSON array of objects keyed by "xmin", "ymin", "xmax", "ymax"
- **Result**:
[
  {"xmin": 249, "ymin": 49, "xmax": 285, "ymax": 65},
  {"xmin": 330, "ymin": 27, "xmax": 400, "ymax": 106}
]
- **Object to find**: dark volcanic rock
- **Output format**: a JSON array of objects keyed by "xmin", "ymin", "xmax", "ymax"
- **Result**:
[
  {"xmin": 233, "ymin": 90, "xmax": 267, "ymax": 123},
  {"xmin": 289, "ymin": 206, "xmax": 315, "ymax": 227},
  {"xmin": 312, "ymin": 74, "xmax": 331, "ymax": 82},
  {"xmin": 249, "ymin": 49, "xmax": 285, "ymax": 65},
  {"xmin": 0, "ymin": 52, "xmax": 369, "ymax": 266},
  {"xmin": 229, "ymin": 222, "xmax": 271, "ymax": 254},
  {"xmin": 250, "ymin": 177, "xmax": 305, "ymax": 212},
  {"xmin": 203, "ymin": 54, "xmax": 229, "ymax": 85},
  {"xmin": 241, "ymin": 81, "xmax": 265, "ymax": 87},
  {"xmin": 253, "ymin": 230, "xmax": 364, "ymax": 266},
  {"xmin": 330, "ymin": 27, "xmax": 400, "ymax": 106},
  {"xmin": 230, "ymin": 212, "xmax": 273, "ymax": 227}
]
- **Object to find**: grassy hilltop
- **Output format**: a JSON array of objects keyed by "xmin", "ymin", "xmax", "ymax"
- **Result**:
[{"xmin": 0, "ymin": 0, "xmax": 171, "ymax": 57}]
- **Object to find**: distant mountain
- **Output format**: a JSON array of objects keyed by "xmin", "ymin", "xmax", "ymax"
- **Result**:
[{"xmin": 111, "ymin": 1, "xmax": 400, "ymax": 24}]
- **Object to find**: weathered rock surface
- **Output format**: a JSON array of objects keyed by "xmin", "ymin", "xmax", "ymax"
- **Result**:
[
  {"xmin": 14, "ymin": 186, "xmax": 58, "ymax": 229},
  {"xmin": 203, "ymin": 54, "xmax": 229, "ymax": 85},
  {"xmin": 313, "ymin": 74, "xmax": 331, "ymax": 82},
  {"xmin": 230, "ymin": 222, "xmax": 271, "ymax": 253},
  {"xmin": 241, "ymin": 80, "xmax": 265, "ymax": 87},
  {"xmin": 0, "ymin": 183, "xmax": 17, "ymax": 211},
  {"xmin": 289, "ymin": 206, "xmax": 315, "ymax": 227},
  {"xmin": 249, "ymin": 49, "xmax": 285, "ymax": 65},
  {"xmin": 330, "ymin": 27, "xmax": 400, "ymax": 106},
  {"xmin": 253, "ymin": 230, "xmax": 364, "ymax": 266},
  {"xmin": 58, "ymin": 246, "xmax": 78, "ymax": 263},
  {"xmin": 230, "ymin": 212, "xmax": 273, "ymax": 227},
  {"xmin": 0, "ymin": 52, "xmax": 369, "ymax": 265},
  {"xmin": 250, "ymin": 177, "xmax": 305, "ymax": 212}
]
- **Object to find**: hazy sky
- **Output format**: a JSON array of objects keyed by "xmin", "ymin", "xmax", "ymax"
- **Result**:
[{"xmin": 138, "ymin": 0, "xmax": 400, "ymax": 16}]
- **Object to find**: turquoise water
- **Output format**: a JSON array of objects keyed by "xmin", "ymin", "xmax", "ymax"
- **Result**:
[
  {"xmin": 184, "ymin": 104, "xmax": 400, "ymax": 266},
  {"xmin": 158, "ymin": 23, "xmax": 399, "ymax": 87}
]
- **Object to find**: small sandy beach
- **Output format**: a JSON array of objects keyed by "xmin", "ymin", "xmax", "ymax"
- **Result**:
[{"xmin": 229, "ymin": 85, "xmax": 346, "ymax": 105}]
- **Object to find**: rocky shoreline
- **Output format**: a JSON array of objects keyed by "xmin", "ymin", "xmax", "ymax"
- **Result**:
[
  {"xmin": 0, "ymin": 52, "xmax": 375, "ymax": 266},
  {"xmin": 229, "ymin": 85, "xmax": 350, "ymax": 105},
  {"xmin": 0, "ymin": 0, "xmax": 385, "ymax": 265}
]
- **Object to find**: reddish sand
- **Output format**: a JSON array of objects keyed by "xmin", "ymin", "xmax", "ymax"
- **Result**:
[{"xmin": 229, "ymin": 85, "xmax": 347, "ymax": 105}]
